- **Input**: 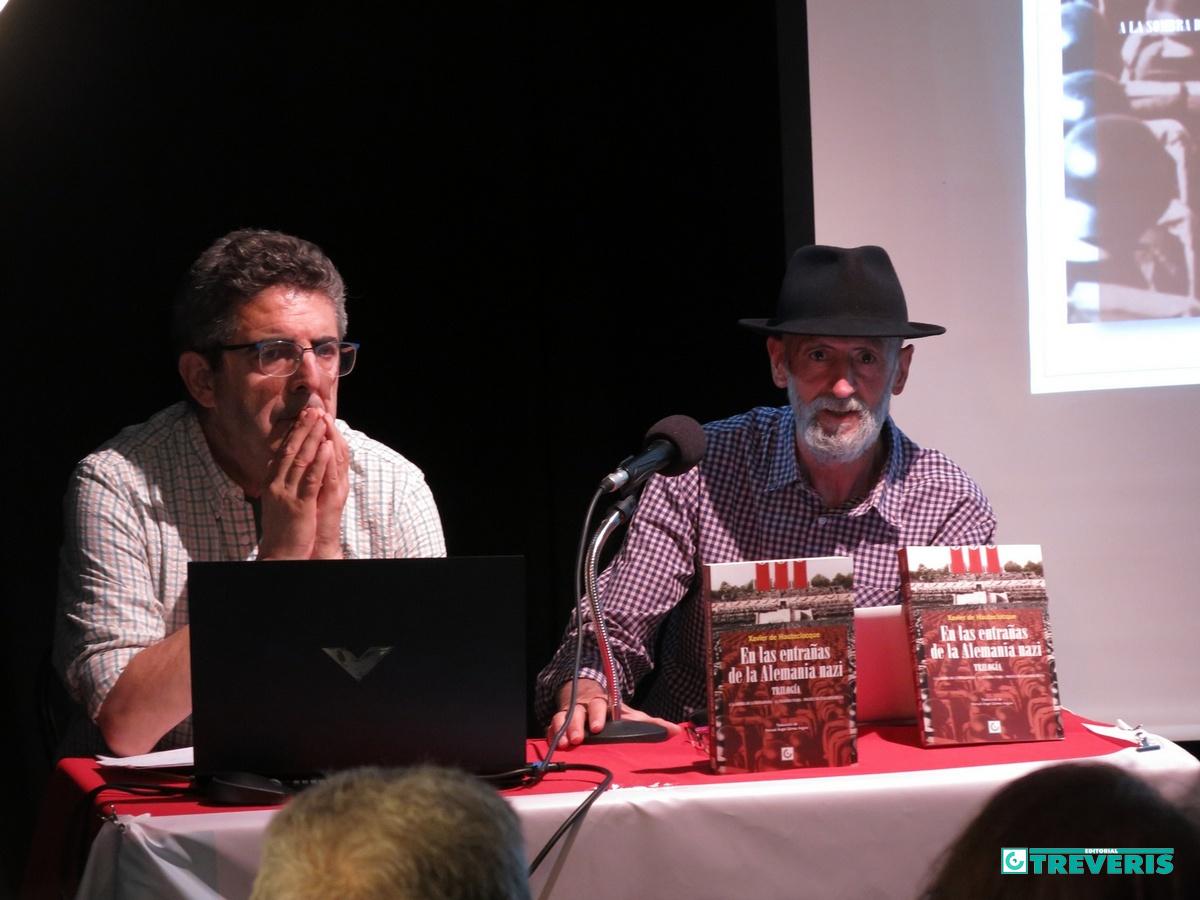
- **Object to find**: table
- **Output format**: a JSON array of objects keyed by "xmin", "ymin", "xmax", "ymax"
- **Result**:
[{"xmin": 24, "ymin": 711, "xmax": 1199, "ymax": 900}]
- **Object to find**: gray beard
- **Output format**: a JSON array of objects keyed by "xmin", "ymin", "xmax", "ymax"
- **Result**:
[{"xmin": 789, "ymin": 383, "xmax": 890, "ymax": 465}]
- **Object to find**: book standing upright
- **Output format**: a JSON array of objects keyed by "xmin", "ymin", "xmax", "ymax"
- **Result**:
[
  {"xmin": 898, "ymin": 545, "xmax": 1064, "ymax": 747},
  {"xmin": 703, "ymin": 556, "xmax": 856, "ymax": 773}
]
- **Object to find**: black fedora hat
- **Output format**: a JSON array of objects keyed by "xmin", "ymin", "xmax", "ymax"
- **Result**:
[{"xmin": 738, "ymin": 244, "xmax": 945, "ymax": 338}]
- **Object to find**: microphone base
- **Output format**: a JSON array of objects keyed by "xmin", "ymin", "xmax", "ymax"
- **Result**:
[{"xmin": 583, "ymin": 719, "xmax": 671, "ymax": 744}]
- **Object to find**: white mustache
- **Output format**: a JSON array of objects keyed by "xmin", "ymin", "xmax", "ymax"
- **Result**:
[{"xmin": 809, "ymin": 397, "xmax": 868, "ymax": 414}]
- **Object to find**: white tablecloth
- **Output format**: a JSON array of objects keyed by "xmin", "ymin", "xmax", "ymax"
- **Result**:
[{"xmin": 76, "ymin": 734, "xmax": 1199, "ymax": 900}]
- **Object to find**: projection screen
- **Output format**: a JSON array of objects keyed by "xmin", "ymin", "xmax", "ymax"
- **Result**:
[{"xmin": 791, "ymin": 0, "xmax": 1199, "ymax": 739}]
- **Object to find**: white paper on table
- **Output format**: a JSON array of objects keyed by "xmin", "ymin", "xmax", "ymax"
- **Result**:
[
  {"xmin": 1082, "ymin": 723, "xmax": 1145, "ymax": 746},
  {"xmin": 95, "ymin": 747, "xmax": 195, "ymax": 769}
]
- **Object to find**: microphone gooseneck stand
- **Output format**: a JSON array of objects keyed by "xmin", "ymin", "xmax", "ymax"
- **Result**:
[
  {"xmin": 582, "ymin": 495, "xmax": 669, "ymax": 744},
  {"xmin": 544, "ymin": 415, "xmax": 705, "ymax": 754}
]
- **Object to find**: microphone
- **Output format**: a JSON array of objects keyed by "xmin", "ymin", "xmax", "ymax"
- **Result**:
[{"xmin": 599, "ymin": 415, "xmax": 707, "ymax": 496}]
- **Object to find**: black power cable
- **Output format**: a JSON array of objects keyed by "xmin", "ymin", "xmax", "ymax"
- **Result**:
[{"xmin": 526, "ymin": 762, "xmax": 614, "ymax": 876}]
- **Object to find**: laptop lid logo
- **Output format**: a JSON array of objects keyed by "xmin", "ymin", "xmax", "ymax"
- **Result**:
[{"xmin": 322, "ymin": 647, "xmax": 393, "ymax": 681}]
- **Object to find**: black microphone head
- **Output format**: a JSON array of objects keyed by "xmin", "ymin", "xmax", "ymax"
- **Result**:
[{"xmin": 644, "ymin": 415, "xmax": 707, "ymax": 476}]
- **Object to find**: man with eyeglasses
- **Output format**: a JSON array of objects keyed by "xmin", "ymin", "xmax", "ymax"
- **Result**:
[{"xmin": 54, "ymin": 228, "xmax": 445, "ymax": 756}]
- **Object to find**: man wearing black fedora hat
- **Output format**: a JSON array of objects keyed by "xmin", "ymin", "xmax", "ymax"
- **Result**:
[{"xmin": 537, "ymin": 244, "xmax": 996, "ymax": 746}]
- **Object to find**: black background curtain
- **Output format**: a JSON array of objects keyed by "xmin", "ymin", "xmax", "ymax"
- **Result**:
[{"xmin": 0, "ymin": 2, "xmax": 810, "ymax": 890}]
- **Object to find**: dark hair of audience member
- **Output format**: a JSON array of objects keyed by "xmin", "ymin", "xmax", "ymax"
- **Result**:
[{"xmin": 921, "ymin": 762, "xmax": 1200, "ymax": 899}]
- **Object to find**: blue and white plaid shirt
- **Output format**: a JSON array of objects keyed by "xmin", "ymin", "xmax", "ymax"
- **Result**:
[
  {"xmin": 535, "ymin": 405, "xmax": 996, "ymax": 724},
  {"xmin": 55, "ymin": 401, "xmax": 446, "ymax": 752}
]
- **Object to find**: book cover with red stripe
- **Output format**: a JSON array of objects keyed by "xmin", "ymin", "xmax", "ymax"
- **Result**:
[
  {"xmin": 703, "ymin": 556, "xmax": 856, "ymax": 773},
  {"xmin": 898, "ymin": 545, "xmax": 1064, "ymax": 747}
]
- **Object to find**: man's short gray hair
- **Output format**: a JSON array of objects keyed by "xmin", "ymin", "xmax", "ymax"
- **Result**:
[{"xmin": 250, "ymin": 766, "xmax": 531, "ymax": 900}]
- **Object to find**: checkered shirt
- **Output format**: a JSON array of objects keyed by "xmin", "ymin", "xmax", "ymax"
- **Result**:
[
  {"xmin": 54, "ymin": 401, "xmax": 446, "ymax": 752},
  {"xmin": 534, "ymin": 405, "xmax": 996, "ymax": 724}
]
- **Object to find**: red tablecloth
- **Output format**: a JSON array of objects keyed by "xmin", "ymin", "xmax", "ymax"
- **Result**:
[{"xmin": 517, "ymin": 708, "xmax": 1127, "ymax": 793}]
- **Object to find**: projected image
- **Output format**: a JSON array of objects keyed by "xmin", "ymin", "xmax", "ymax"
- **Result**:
[
  {"xmin": 1025, "ymin": 0, "xmax": 1200, "ymax": 391},
  {"xmin": 1063, "ymin": 0, "xmax": 1200, "ymax": 323}
]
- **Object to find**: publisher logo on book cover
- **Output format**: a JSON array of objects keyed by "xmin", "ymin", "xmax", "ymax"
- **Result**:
[{"xmin": 1001, "ymin": 848, "xmax": 1028, "ymax": 874}]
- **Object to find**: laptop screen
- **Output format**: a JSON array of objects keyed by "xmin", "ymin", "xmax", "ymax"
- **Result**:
[{"xmin": 188, "ymin": 556, "xmax": 527, "ymax": 778}]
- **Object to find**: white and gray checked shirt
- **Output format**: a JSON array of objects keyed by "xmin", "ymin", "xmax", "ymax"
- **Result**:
[
  {"xmin": 54, "ymin": 401, "xmax": 445, "ymax": 751},
  {"xmin": 535, "ymin": 406, "xmax": 996, "ymax": 724}
]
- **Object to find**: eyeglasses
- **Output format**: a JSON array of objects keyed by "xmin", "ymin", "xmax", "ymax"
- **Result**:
[{"xmin": 217, "ymin": 339, "xmax": 360, "ymax": 378}]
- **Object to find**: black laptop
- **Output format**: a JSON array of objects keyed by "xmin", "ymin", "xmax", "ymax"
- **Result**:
[{"xmin": 187, "ymin": 556, "xmax": 527, "ymax": 780}]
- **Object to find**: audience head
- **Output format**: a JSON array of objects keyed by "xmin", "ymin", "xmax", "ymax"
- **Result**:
[
  {"xmin": 250, "ymin": 765, "xmax": 531, "ymax": 900},
  {"xmin": 923, "ymin": 762, "xmax": 1200, "ymax": 899}
]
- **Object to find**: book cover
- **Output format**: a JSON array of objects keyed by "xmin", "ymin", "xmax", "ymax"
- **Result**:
[
  {"xmin": 898, "ymin": 545, "xmax": 1065, "ymax": 747},
  {"xmin": 703, "ymin": 556, "xmax": 856, "ymax": 774}
]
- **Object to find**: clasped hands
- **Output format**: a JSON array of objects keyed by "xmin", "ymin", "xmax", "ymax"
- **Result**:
[
  {"xmin": 547, "ymin": 677, "xmax": 682, "ymax": 748},
  {"xmin": 257, "ymin": 399, "xmax": 350, "ymax": 560}
]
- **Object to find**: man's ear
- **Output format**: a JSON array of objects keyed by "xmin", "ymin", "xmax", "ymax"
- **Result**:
[
  {"xmin": 891, "ymin": 343, "xmax": 915, "ymax": 396},
  {"xmin": 766, "ymin": 336, "xmax": 790, "ymax": 389},
  {"xmin": 178, "ymin": 352, "xmax": 217, "ymax": 409}
]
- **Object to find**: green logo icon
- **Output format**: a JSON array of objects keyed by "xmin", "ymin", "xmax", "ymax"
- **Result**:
[{"xmin": 1002, "ymin": 848, "xmax": 1028, "ymax": 874}]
